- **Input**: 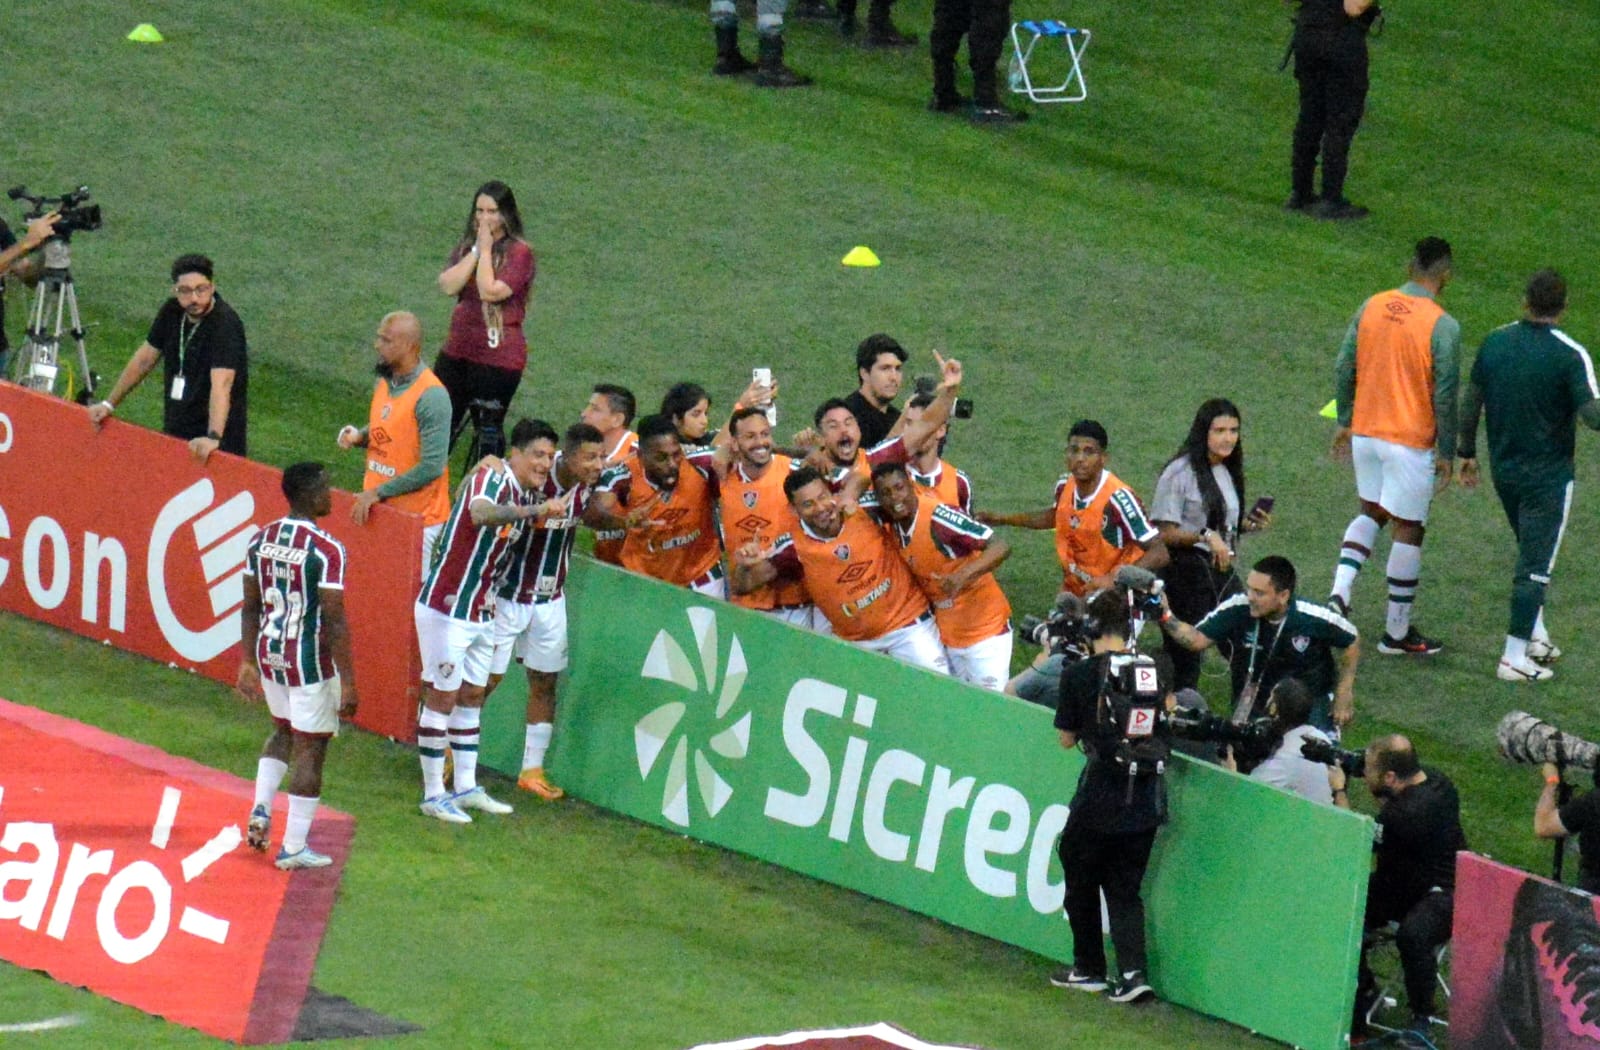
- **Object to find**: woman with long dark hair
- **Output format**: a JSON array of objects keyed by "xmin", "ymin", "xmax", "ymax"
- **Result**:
[
  {"xmin": 435, "ymin": 180, "xmax": 536, "ymax": 449},
  {"xmin": 1151, "ymin": 398, "xmax": 1269, "ymax": 690},
  {"xmin": 660, "ymin": 382, "xmax": 713, "ymax": 449}
]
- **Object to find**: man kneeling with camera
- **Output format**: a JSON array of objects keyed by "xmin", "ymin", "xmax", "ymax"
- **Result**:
[
  {"xmin": 1051, "ymin": 587, "xmax": 1173, "ymax": 1004},
  {"xmin": 1218, "ymin": 678, "xmax": 1347, "ymax": 807}
]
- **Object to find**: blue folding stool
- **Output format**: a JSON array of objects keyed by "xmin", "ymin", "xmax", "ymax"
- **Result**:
[{"xmin": 1007, "ymin": 19, "xmax": 1091, "ymax": 103}]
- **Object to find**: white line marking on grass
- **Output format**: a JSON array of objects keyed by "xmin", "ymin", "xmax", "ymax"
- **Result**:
[{"xmin": 0, "ymin": 1015, "xmax": 85, "ymax": 1033}]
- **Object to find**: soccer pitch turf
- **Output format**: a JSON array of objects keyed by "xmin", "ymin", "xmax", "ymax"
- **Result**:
[{"xmin": 2, "ymin": 0, "xmax": 1598, "ymax": 1045}]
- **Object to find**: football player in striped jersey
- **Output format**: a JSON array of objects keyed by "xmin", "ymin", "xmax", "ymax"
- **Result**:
[{"xmin": 237, "ymin": 462, "xmax": 356, "ymax": 870}]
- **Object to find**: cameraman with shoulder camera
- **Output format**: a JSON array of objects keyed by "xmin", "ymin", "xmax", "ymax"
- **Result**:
[
  {"xmin": 1160, "ymin": 554, "xmax": 1358, "ymax": 730},
  {"xmin": 87, "ymin": 254, "xmax": 248, "ymax": 464},
  {"xmin": 1051, "ymin": 588, "xmax": 1172, "ymax": 1004},
  {"xmin": 1351, "ymin": 735, "xmax": 1466, "ymax": 1039}
]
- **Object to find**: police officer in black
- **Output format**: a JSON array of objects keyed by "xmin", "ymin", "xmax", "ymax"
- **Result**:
[
  {"xmin": 1050, "ymin": 587, "xmax": 1171, "ymax": 1004},
  {"xmin": 928, "ymin": 0, "xmax": 1023, "ymax": 124},
  {"xmin": 1287, "ymin": 0, "xmax": 1381, "ymax": 221}
]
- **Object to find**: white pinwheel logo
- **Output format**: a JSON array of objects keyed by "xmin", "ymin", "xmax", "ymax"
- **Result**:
[{"xmin": 633, "ymin": 606, "xmax": 752, "ymax": 828}]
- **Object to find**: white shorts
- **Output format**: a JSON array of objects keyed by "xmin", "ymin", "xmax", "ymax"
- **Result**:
[
  {"xmin": 946, "ymin": 629, "xmax": 1014, "ymax": 692},
  {"xmin": 764, "ymin": 604, "xmax": 822, "ymax": 631},
  {"xmin": 414, "ymin": 602, "xmax": 494, "ymax": 691},
  {"xmin": 490, "ymin": 595, "xmax": 569, "ymax": 675},
  {"xmin": 853, "ymin": 614, "xmax": 950, "ymax": 674},
  {"xmin": 262, "ymin": 676, "xmax": 341, "ymax": 736},
  {"xmin": 1352, "ymin": 435, "xmax": 1435, "ymax": 524},
  {"xmin": 689, "ymin": 568, "xmax": 728, "ymax": 600}
]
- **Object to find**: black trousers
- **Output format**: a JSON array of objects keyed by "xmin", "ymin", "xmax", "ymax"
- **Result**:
[
  {"xmin": 1290, "ymin": 33, "xmax": 1369, "ymax": 202},
  {"xmin": 929, "ymin": 0, "xmax": 1012, "ymax": 105},
  {"xmin": 1059, "ymin": 823, "xmax": 1157, "ymax": 977},
  {"xmin": 432, "ymin": 353, "xmax": 523, "ymax": 450},
  {"xmin": 1159, "ymin": 550, "xmax": 1239, "ymax": 691},
  {"xmin": 1359, "ymin": 881, "xmax": 1453, "ymax": 1018}
]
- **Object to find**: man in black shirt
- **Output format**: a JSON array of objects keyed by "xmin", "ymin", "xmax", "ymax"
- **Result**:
[
  {"xmin": 1535, "ymin": 762, "xmax": 1600, "ymax": 896},
  {"xmin": 842, "ymin": 333, "xmax": 906, "ymax": 449},
  {"xmin": 1287, "ymin": 0, "xmax": 1381, "ymax": 221},
  {"xmin": 1352, "ymin": 735, "xmax": 1465, "ymax": 1036},
  {"xmin": 1051, "ymin": 588, "xmax": 1171, "ymax": 1005},
  {"xmin": 87, "ymin": 254, "xmax": 248, "ymax": 463},
  {"xmin": 0, "ymin": 212, "xmax": 62, "ymax": 374}
]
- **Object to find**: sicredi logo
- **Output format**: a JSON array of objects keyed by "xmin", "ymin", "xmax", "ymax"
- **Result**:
[
  {"xmin": 630, "ymin": 607, "xmax": 1069, "ymax": 915},
  {"xmin": 634, "ymin": 607, "xmax": 752, "ymax": 827},
  {"xmin": 149, "ymin": 480, "xmax": 257, "ymax": 663},
  {"xmin": 0, "ymin": 784, "xmax": 238, "ymax": 964}
]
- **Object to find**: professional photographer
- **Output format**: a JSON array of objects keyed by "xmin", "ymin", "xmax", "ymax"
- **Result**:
[
  {"xmin": 1535, "ymin": 762, "xmax": 1600, "ymax": 895},
  {"xmin": 1159, "ymin": 555, "xmax": 1358, "ymax": 730},
  {"xmin": 1351, "ymin": 735, "xmax": 1465, "ymax": 1039},
  {"xmin": 1051, "ymin": 588, "xmax": 1171, "ymax": 1004},
  {"xmin": 0, "ymin": 212, "xmax": 59, "ymax": 373},
  {"xmin": 1218, "ymin": 678, "xmax": 1341, "ymax": 805}
]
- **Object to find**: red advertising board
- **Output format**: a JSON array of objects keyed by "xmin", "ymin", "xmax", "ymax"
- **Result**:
[
  {"xmin": 0, "ymin": 384, "xmax": 421, "ymax": 741},
  {"xmin": 1452, "ymin": 852, "xmax": 1600, "ymax": 1048},
  {"xmin": 0, "ymin": 698, "xmax": 354, "ymax": 1043}
]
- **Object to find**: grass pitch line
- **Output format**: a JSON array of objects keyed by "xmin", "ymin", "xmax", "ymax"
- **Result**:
[
  {"xmin": 0, "ymin": 1015, "xmax": 85, "ymax": 1033},
  {"xmin": 689, "ymin": 1021, "xmax": 992, "ymax": 1049}
]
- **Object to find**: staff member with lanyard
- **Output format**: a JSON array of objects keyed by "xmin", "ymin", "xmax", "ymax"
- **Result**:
[{"xmin": 1159, "ymin": 554, "xmax": 1359, "ymax": 731}]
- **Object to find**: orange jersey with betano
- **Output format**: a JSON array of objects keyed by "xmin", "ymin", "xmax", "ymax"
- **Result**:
[
  {"xmin": 888, "ymin": 492, "xmax": 1010, "ymax": 648},
  {"xmin": 1352, "ymin": 289, "xmax": 1447, "ymax": 450},
  {"xmin": 720, "ymin": 456, "xmax": 810, "ymax": 610},
  {"xmin": 607, "ymin": 449, "xmax": 721, "ymax": 587},
  {"xmin": 771, "ymin": 511, "xmax": 928, "ymax": 641},
  {"xmin": 592, "ymin": 430, "xmax": 638, "ymax": 565},
  {"xmin": 364, "ymin": 367, "xmax": 451, "ymax": 526},
  {"xmin": 1053, "ymin": 470, "xmax": 1158, "ymax": 595}
]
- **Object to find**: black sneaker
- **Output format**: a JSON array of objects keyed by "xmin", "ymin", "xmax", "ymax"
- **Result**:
[
  {"xmin": 971, "ymin": 103, "xmax": 1028, "ymax": 125},
  {"xmin": 1049, "ymin": 966, "xmax": 1107, "ymax": 992},
  {"xmin": 1284, "ymin": 192, "xmax": 1318, "ymax": 212},
  {"xmin": 1313, "ymin": 198, "xmax": 1370, "ymax": 222},
  {"xmin": 1107, "ymin": 970, "xmax": 1154, "ymax": 1003},
  {"xmin": 927, "ymin": 93, "xmax": 969, "ymax": 113},
  {"xmin": 1327, "ymin": 594, "xmax": 1351, "ymax": 619},
  {"xmin": 1377, "ymin": 627, "xmax": 1443, "ymax": 656}
]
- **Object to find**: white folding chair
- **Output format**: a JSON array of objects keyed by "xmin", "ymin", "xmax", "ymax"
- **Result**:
[{"xmin": 1007, "ymin": 19, "xmax": 1091, "ymax": 104}]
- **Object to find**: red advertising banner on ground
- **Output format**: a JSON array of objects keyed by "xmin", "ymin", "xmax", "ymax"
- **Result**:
[
  {"xmin": 1452, "ymin": 852, "xmax": 1600, "ymax": 1048},
  {"xmin": 0, "ymin": 698, "xmax": 354, "ymax": 1043},
  {"xmin": 0, "ymin": 384, "xmax": 421, "ymax": 741}
]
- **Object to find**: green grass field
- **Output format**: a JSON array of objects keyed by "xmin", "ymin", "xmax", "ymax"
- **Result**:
[{"xmin": 2, "ymin": 0, "xmax": 1598, "ymax": 1045}]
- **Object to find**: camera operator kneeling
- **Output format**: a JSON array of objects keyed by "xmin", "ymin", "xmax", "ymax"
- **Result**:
[
  {"xmin": 1220, "ymin": 679, "xmax": 1346, "ymax": 806},
  {"xmin": 1051, "ymin": 589, "xmax": 1173, "ymax": 1005},
  {"xmin": 1351, "ymin": 735, "xmax": 1466, "ymax": 1039}
]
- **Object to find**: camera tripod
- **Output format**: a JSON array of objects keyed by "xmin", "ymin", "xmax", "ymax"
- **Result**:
[{"xmin": 8, "ymin": 237, "xmax": 96, "ymax": 402}]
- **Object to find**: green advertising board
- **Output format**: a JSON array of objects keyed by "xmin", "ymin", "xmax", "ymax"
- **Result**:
[{"xmin": 483, "ymin": 560, "xmax": 1373, "ymax": 1050}]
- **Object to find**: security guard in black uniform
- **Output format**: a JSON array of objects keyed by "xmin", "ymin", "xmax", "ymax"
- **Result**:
[
  {"xmin": 1288, "ymin": 0, "xmax": 1380, "ymax": 221},
  {"xmin": 928, "ymin": 0, "xmax": 1023, "ymax": 124}
]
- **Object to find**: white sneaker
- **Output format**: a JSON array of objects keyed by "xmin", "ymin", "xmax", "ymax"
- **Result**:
[
  {"xmin": 453, "ymin": 786, "xmax": 513, "ymax": 815},
  {"xmin": 1528, "ymin": 639, "xmax": 1562, "ymax": 664},
  {"xmin": 275, "ymin": 845, "xmax": 333, "ymax": 870},
  {"xmin": 1498, "ymin": 658, "xmax": 1554, "ymax": 682},
  {"xmin": 420, "ymin": 794, "xmax": 473, "ymax": 824}
]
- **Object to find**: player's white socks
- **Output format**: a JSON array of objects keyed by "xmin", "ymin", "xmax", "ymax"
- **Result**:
[
  {"xmin": 1385, "ymin": 542, "xmax": 1423, "ymax": 639},
  {"xmin": 449, "ymin": 706, "xmax": 482, "ymax": 794},
  {"xmin": 418, "ymin": 707, "xmax": 450, "ymax": 799},
  {"xmin": 255, "ymin": 757, "xmax": 288, "ymax": 810},
  {"xmin": 1503, "ymin": 636, "xmax": 1529, "ymax": 664},
  {"xmin": 1332, "ymin": 515, "xmax": 1380, "ymax": 602},
  {"xmin": 1533, "ymin": 609, "xmax": 1551, "ymax": 644},
  {"xmin": 524, "ymin": 722, "xmax": 553, "ymax": 771},
  {"xmin": 283, "ymin": 794, "xmax": 319, "ymax": 853}
]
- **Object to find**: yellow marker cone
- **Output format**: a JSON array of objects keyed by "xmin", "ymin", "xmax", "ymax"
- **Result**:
[
  {"xmin": 841, "ymin": 245, "xmax": 881, "ymax": 268},
  {"xmin": 1319, "ymin": 399, "xmax": 1338, "ymax": 419},
  {"xmin": 127, "ymin": 23, "xmax": 165, "ymax": 43}
]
